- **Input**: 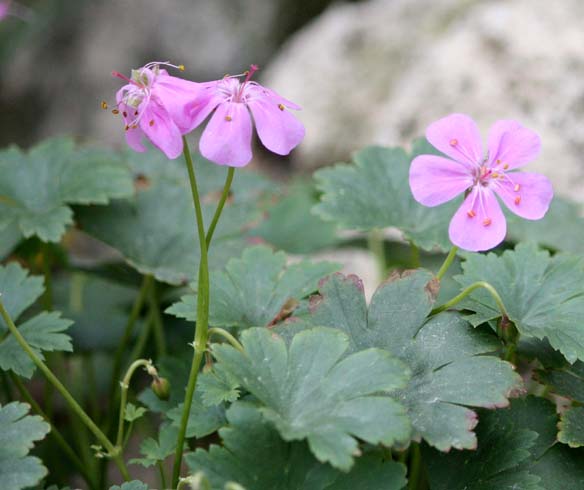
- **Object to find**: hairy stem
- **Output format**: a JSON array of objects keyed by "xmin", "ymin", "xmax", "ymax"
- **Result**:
[
  {"xmin": 436, "ymin": 246, "xmax": 459, "ymax": 280},
  {"xmin": 368, "ymin": 229, "xmax": 387, "ymax": 279},
  {"xmin": 172, "ymin": 137, "xmax": 211, "ymax": 486},
  {"xmin": 0, "ymin": 297, "xmax": 131, "ymax": 481}
]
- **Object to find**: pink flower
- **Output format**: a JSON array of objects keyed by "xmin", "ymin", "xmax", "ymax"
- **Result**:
[
  {"xmin": 109, "ymin": 62, "xmax": 201, "ymax": 159},
  {"xmin": 185, "ymin": 65, "xmax": 305, "ymax": 167},
  {"xmin": 409, "ymin": 114, "xmax": 553, "ymax": 252}
]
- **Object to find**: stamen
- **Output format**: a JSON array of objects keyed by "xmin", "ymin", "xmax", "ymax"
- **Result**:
[
  {"xmin": 123, "ymin": 111, "xmax": 128, "ymax": 117},
  {"xmin": 496, "ymin": 159, "xmax": 501, "ymax": 165},
  {"xmin": 178, "ymin": 64, "xmax": 185, "ymax": 72},
  {"xmin": 101, "ymin": 101, "xmax": 108, "ymax": 110},
  {"xmin": 449, "ymin": 139, "xmax": 458, "ymax": 147},
  {"xmin": 514, "ymin": 196, "xmax": 521, "ymax": 205},
  {"xmin": 467, "ymin": 210, "xmax": 476, "ymax": 218},
  {"xmin": 149, "ymin": 120, "xmax": 155, "ymax": 126},
  {"xmin": 491, "ymin": 172, "xmax": 499, "ymax": 178},
  {"xmin": 514, "ymin": 184, "xmax": 520, "ymax": 192},
  {"xmin": 503, "ymin": 164, "xmax": 509, "ymax": 170},
  {"xmin": 483, "ymin": 218, "xmax": 492, "ymax": 226},
  {"xmin": 278, "ymin": 103, "xmax": 285, "ymax": 111},
  {"xmin": 225, "ymin": 115, "xmax": 233, "ymax": 122},
  {"xmin": 112, "ymin": 109, "xmax": 119, "ymax": 115},
  {"xmin": 124, "ymin": 125, "xmax": 130, "ymax": 131}
]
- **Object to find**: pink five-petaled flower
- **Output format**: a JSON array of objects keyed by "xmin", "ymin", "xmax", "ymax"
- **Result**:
[
  {"xmin": 109, "ymin": 62, "xmax": 201, "ymax": 159},
  {"xmin": 409, "ymin": 114, "xmax": 553, "ymax": 252},
  {"xmin": 185, "ymin": 64, "xmax": 305, "ymax": 167}
]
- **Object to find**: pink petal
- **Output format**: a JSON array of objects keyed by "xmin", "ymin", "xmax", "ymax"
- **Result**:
[
  {"xmin": 487, "ymin": 120, "xmax": 541, "ymax": 170},
  {"xmin": 184, "ymin": 81, "xmax": 224, "ymax": 132},
  {"xmin": 139, "ymin": 100, "xmax": 183, "ymax": 159},
  {"xmin": 409, "ymin": 155, "xmax": 473, "ymax": 207},
  {"xmin": 426, "ymin": 114, "xmax": 483, "ymax": 168},
  {"xmin": 199, "ymin": 102, "xmax": 252, "ymax": 167},
  {"xmin": 247, "ymin": 95, "xmax": 305, "ymax": 155},
  {"xmin": 492, "ymin": 172, "xmax": 553, "ymax": 220},
  {"xmin": 449, "ymin": 187, "xmax": 506, "ymax": 252},
  {"xmin": 153, "ymin": 74, "xmax": 203, "ymax": 133},
  {"xmin": 246, "ymin": 83, "xmax": 302, "ymax": 110},
  {"xmin": 116, "ymin": 100, "xmax": 147, "ymax": 153}
]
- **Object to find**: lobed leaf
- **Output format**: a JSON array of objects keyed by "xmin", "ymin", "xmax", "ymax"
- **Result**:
[
  {"xmin": 558, "ymin": 406, "xmax": 584, "ymax": 448},
  {"xmin": 186, "ymin": 401, "xmax": 407, "ymax": 489},
  {"xmin": 166, "ymin": 246, "xmax": 339, "ymax": 328},
  {"xmin": 0, "ymin": 138, "xmax": 134, "ymax": 242},
  {"xmin": 281, "ymin": 270, "xmax": 522, "ymax": 451},
  {"xmin": 211, "ymin": 327, "xmax": 410, "ymax": 470},
  {"xmin": 455, "ymin": 243, "xmax": 584, "ymax": 363},
  {"xmin": 130, "ymin": 424, "xmax": 178, "ymax": 468},
  {"xmin": 0, "ymin": 263, "xmax": 44, "ymax": 332}
]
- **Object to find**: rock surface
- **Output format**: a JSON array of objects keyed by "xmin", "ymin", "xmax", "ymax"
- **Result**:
[{"xmin": 265, "ymin": 0, "xmax": 584, "ymax": 202}]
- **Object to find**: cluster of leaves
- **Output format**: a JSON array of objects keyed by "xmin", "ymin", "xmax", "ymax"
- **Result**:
[{"xmin": 1, "ymin": 138, "xmax": 584, "ymax": 489}]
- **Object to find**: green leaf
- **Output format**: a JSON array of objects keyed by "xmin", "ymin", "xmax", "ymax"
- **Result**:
[
  {"xmin": 253, "ymin": 182, "xmax": 340, "ymax": 253},
  {"xmin": 506, "ymin": 197, "xmax": 584, "ymax": 254},
  {"xmin": 77, "ymin": 154, "xmax": 269, "ymax": 285},
  {"xmin": 424, "ymin": 398, "xmax": 547, "ymax": 490},
  {"xmin": 558, "ymin": 406, "xmax": 584, "ymax": 448},
  {"xmin": 455, "ymin": 243, "xmax": 584, "ymax": 363},
  {"xmin": 212, "ymin": 327, "xmax": 410, "ymax": 470},
  {"xmin": 166, "ymin": 246, "xmax": 339, "ymax": 328},
  {"xmin": 0, "ymin": 311, "xmax": 73, "ymax": 378},
  {"xmin": 313, "ymin": 145, "xmax": 459, "ymax": 252},
  {"xmin": 124, "ymin": 402, "xmax": 147, "ymax": 423},
  {"xmin": 198, "ymin": 366, "xmax": 241, "ymax": 407},
  {"xmin": 283, "ymin": 270, "xmax": 522, "ymax": 451},
  {"xmin": 53, "ymin": 272, "xmax": 143, "ymax": 351},
  {"xmin": 167, "ymin": 399, "xmax": 227, "ymax": 439},
  {"xmin": 0, "ymin": 402, "xmax": 50, "ymax": 490},
  {"xmin": 186, "ymin": 401, "xmax": 407, "ymax": 490},
  {"xmin": 130, "ymin": 424, "xmax": 177, "ymax": 468},
  {"xmin": 109, "ymin": 482, "xmax": 149, "ymax": 490},
  {"xmin": 0, "ymin": 263, "xmax": 44, "ymax": 332},
  {"xmin": 0, "ymin": 222, "xmax": 23, "ymax": 260},
  {"xmin": 0, "ymin": 138, "xmax": 134, "ymax": 242}
]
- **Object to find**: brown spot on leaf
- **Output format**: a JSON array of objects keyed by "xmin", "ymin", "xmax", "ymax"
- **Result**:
[
  {"xmin": 134, "ymin": 173, "xmax": 151, "ymax": 191},
  {"xmin": 268, "ymin": 298, "xmax": 299, "ymax": 327}
]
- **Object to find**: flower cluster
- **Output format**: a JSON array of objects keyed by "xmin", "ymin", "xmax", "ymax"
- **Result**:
[
  {"xmin": 106, "ymin": 62, "xmax": 304, "ymax": 165},
  {"xmin": 409, "ymin": 114, "xmax": 553, "ymax": 251}
]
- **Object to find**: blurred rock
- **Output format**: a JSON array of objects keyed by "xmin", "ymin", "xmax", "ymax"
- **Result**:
[{"xmin": 265, "ymin": 0, "xmax": 584, "ymax": 203}]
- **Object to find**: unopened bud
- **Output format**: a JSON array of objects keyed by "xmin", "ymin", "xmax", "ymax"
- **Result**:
[{"xmin": 151, "ymin": 377, "xmax": 170, "ymax": 400}]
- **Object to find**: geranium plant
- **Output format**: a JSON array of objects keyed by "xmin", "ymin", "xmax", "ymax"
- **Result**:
[{"xmin": 0, "ymin": 60, "xmax": 583, "ymax": 490}]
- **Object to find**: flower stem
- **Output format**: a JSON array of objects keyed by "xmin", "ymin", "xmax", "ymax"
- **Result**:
[
  {"xmin": 10, "ymin": 373, "xmax": 98, "ymax": 490},
  {"xmin": 116, "ymin": 359, "xmax": 152, "ymax": 448},
  {"xmin": 172, "ymin": 137, "xmax": 211, "ymax": 487},
  {"xmin": 436, "ymin": 246, "xmax": 459, "ymax": 280},
  {"xmin": 147, "ymin": 279, "xmax": 167, "ymax": 359},
  {"xmin": 0, "ymin": 296, "xmax": 131, "ymax": 481},
  {"xmin": 407, "ymin": 443, "xmax": 422, "ymax": 490},
  {"xmin": 206, "ymin": 167, "xmax": 235, "ymax": 247},
  {"xmin": 208, "ymin": 327, "xmax": 244, "ymax": 352},
  {"xmin": 430, "ymin": 281, "xmax": 508, "ymax": 318}
]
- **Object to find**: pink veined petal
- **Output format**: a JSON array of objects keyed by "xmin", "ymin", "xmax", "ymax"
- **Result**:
[
  {"xmin": 492, "ymin": 172, "xmax": 553, "ymax": 220},
  {"xmin": 426, "ymin": 113, "xmax": 483, "ymax": 169},
  {"xmin": 184, "ymin": 81, "xmax": 224, "ymax": 132},
  {"xmin": 409, "ymin": 155, "xmax": 473, "ymax": 207},
  {"xmin": 153, "ymin": 74, "xmax": 203, "ymax": 133},
  {"xmin": 487, "ymin": 120, "xmax": 541, "ymax": 170},
  {"xmin": 139, "ymin": 99, "xmax": 183, "ymax": 159},
  {"xmin": 449, "ymin": 186, "xmax": 507, "ymax": 252},
  {"xmin": 199, "ymin": 102, "xmax": 252, "ymax": 167},
  {"xmin": 247, "ymin": 95, "xmax": 305, "ymax": 155}
]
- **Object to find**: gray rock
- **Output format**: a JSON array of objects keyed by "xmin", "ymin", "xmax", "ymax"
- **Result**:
[{"xmin": 265, "ymin": 0, "xmax": 584, "ymax": 202}]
